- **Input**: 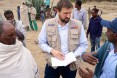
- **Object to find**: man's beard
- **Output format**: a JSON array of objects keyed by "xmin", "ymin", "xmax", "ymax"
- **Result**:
[{"xmin": 59, "ymin": 15, "xmax": 70, "ymax": 23}]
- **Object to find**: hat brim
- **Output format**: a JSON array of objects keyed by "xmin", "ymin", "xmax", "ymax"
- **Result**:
[{"xmin": 101, "ymin": 20, "xmax": 111, "ymax": 29}]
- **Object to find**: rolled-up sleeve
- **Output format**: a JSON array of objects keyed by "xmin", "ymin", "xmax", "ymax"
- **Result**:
[
  {"xmin": 74, "ymin": 25, "xmax": 88, "ymax": 57},
  {"xmin": 38, "ymin": 21, "xmax": 52, "ymax": 53}
]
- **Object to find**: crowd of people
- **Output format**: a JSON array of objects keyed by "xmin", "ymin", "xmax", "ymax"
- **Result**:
[
  {"xmin": 39, "ymin": 0, "xmax": 117, "ymax": 78},
  {"xmin": 0, "ymin": 0, "xmax": 117, "ymax": 78}
]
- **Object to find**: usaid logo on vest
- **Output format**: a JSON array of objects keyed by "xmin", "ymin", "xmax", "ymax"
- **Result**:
[
  {"xmin": 70, "ymin": 26, "xmax": 78, "ymax": 29},
  {"xmin": 48, "ymin": 24, "xmax": 55, "ymax": 26}
]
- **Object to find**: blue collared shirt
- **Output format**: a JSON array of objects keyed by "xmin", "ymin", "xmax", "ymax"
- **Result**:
[
  {"xmin": 87, "ymin": 16, "xmax": 103, "ymax": 39},
  {"xmin": 72, "ymin": 8, "xmax": 87, "ymax": 27},
  {"xmin": 100, "ymin": 44, "xmax": 117, "ymax": 78}
]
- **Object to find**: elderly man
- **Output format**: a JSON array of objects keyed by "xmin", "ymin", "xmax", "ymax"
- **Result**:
[
  {"xmin": 4, "ymin": 10, "xmax": 26, "ymax": 46},
  {"xmin": 0, "ymin": 20, "xmax": 39, "ymax": 78}
]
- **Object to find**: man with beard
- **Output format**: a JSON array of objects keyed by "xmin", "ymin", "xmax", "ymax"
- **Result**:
[
  {"xmin": 38, "ymin": 0, "xmax": 88, "ymax": 78},
  {"xmin": 0, "ymin": 20, "xmax": 39, "ymax": 78}
]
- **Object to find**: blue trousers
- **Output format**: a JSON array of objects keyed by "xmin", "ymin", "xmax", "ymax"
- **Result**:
[
  {"xmin": 90, "ymin": 37, "xmax": 101, "ymax": 52},
  {"xmin": 44, "ymin": 64, "xmax": 77, "ymax": 78}
]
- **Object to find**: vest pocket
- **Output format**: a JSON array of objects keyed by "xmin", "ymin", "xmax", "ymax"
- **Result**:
[
  {"xmin": 70, "ymin": 29, "xmax": 79, "ymax": 38},
  {"xmin": 51, "ymin": 35, "xmax": 57, "ymax": 48},
  {"xmin": 71, "ymin": 44, "xmax": 78, "ymax": 51},
  {"xmin": 51, "ymin": 41, "xmax": 56, "ymax": 48},
  {"xmin": 70, "ymin": 39, "xmax": 79, "ymax": 51},
  {"xmin": 70, "ymin": 29, "xmax": 79, "ymax": 51},
  {"xmin": 70, "ymin": 29, "xmax": 79, "ymax": 44},
  {"xmin": 47, "ymin": 32, "xmax": 57, "ymax": 48},
  {"xmin": 47, "ymin": 30, "xmax": 56, "ymax": 42}
]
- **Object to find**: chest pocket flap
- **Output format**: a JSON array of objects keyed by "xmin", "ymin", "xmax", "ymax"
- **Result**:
[{"xmin": 70, "ymin": 29, "xmax": 79, "ymax": 38}]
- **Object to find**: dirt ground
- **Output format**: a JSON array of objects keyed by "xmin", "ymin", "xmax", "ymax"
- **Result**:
[{"xmin": 0, "ymin": 1, "xmax": 117, "ymax": 78}]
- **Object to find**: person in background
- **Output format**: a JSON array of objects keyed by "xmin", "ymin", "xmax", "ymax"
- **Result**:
[
  {"xmin": 38, "ymin": 0, "xmax": 88, "ymax": 78},
  {"xmin": 72, "ymin": 0, "xmax": 87, "ymax": 29},
  {"xmin": 17, "ymin": 6, "xmax": 20, "ymax": 20},
  {"xmin": 44, "ymin": 0, "xmax": 50, "ymax": 10},
  {"xmin": 0, "ymin": 20, "xmax": 39, "ymax": 78},
  {"xmin": 45, "ymin": 8, "xmax": 51, "ymax": 19},
  {"xmin": 94, "ymin": 5, "xmax": 97, "ymax": 9},
  {"xmin": 93, "ymin": 5, "xmax": 102, "ymax": 17},
  {"xmin": 20, "ymin": 1, "xmax": 30, "ymax": 31},
  {"xmin": 29, "ymin": 4, "xmax": 38, "ymax": 31},
  {"xmin": 51, "ymin": 6, "xmax": 57, "ymax": 18},
  {"xmin": 88, "ymin": 7, "xmax": 91, "ymax": 20},
  {"xmin": 79, "ymin": 18, "xmax": 117, "ymax": 78},
  {"xmin": 4, "ymin": 10, "xmax": 26, "ymax": 46},
  {"xmin": 40, "ymin": 4, "xmax": 45, "ymax": 24},
  {"xmin": 87, "ymin": 8, "xmax": 103, "ymax": 52}
]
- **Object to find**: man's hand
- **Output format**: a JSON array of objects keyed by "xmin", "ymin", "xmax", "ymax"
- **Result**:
[
  {"xmin": 51, "ymin": 49, "xmax": 65, "ymax": 60},
  {"xmin": 82, "ymin": 52, "xmax": 98, "ymax": 65},
  {"xmin": 79, "ymin": 67, "xmax": 94, "ymax": 78}
]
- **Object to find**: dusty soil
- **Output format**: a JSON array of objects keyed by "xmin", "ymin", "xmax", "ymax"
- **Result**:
[{"xmin": 0, "ymin": 0, "xmax": 117, "ymax": 78}]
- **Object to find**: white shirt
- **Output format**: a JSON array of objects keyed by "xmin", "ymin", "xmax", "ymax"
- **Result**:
[
  {"xmin": 72, "ymin": 8, "xmax": 87, "ymax": 27},
  {"xmin": 38, "ymin": 19, "xmax": 88, "ymax": 57},
  {"xmin": 15, "ymin": 20, "xmax": 26, "ymax": 36}
]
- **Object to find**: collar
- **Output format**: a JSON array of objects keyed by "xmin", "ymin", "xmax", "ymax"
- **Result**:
[
  {"xmin": 109, "ymin": 43, "xmax": 117, "ymax": 55},
  {"xmin": 58, "ymin": 23, "xmax": 69, "ymax": 28},
  {"xmin": 91, "ymin": 16, "xmax": 101, "ymax": 20},
  {"xmin": 109, "ymin": 49, "xmax": 117, "ymax": 56},
  {"xmin": 55, "ymin": 16, "xmax": 70, "ymax": 28},
  {"xmin": 74, "ymin": 8, "xmax": 82, "ymax": 12}
]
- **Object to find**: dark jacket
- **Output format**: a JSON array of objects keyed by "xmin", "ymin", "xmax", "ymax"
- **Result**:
[
  {"xmin": 87, "ymin": 16, "xmax": 103, "ymax": 39},
  {"xmin": 94, "ymin": 42, "xmax": 117, "ymax": 78}
]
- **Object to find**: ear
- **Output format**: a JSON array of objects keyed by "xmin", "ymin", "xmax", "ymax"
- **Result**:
[{"xmin": 115, "ymin": 33, "xmax": 117, "ymax": 39}]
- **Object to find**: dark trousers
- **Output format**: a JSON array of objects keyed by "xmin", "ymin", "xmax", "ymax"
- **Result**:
[{"xmin": 44, "ymin": 64, "xmax": 77, "ymax": 78}]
